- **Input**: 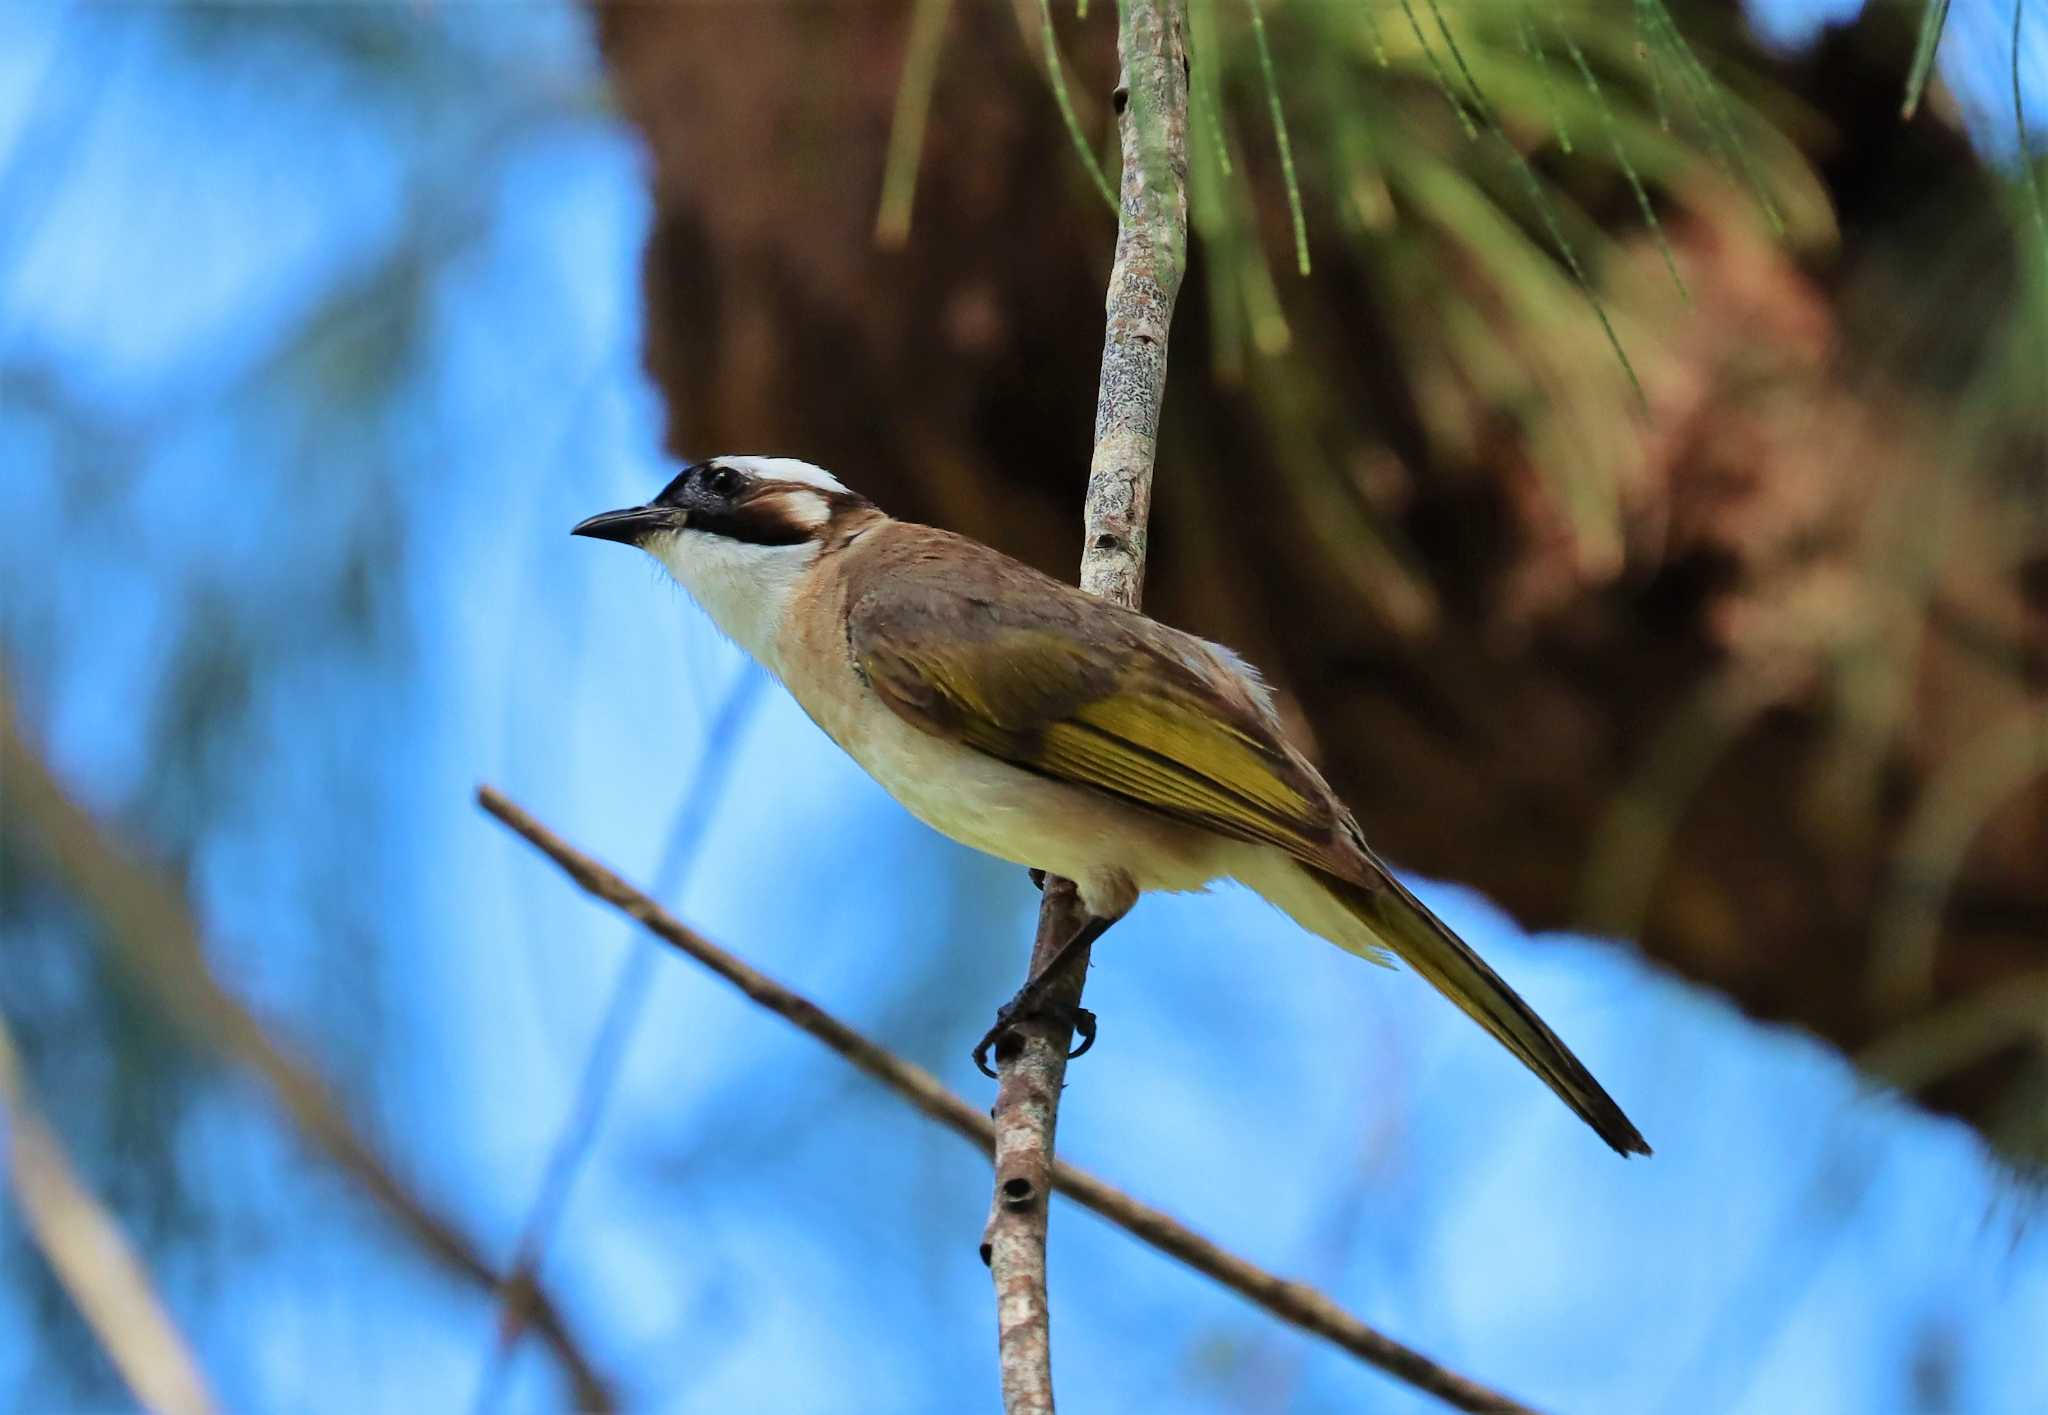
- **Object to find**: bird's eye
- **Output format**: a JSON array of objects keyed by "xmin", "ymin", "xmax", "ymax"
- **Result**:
[{"xmin": 704, "ymin": 466, "xmax": 741, "ymax": 497}]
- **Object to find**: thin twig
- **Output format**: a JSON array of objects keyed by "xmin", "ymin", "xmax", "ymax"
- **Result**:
[
  {"xmin": 478, "ymin": 785, "xmax": 1540, "ymax": 1415},
  {"xmin": 0, "ymin": 1014, "xmax": 216, "ymax": 1415},
  {"xmin": 982, "ymin": 4, "xmax": 1191, "ymax": 1412},
  {"xmin": 0, "ymin": 693, "xmax": 611, "ymax": 1412}
]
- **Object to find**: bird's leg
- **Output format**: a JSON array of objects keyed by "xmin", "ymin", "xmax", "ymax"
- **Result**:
[{"xmin": 972, "ymin": 910, "xmax": 1120, "ymax": 1078}]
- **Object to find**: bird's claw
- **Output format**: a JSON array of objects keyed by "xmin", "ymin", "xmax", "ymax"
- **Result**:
[
  {"xmin": 972, "ymin": 997, "xmax": 1097, "ymax": 1077},
  {"xmin": 1066, "ymin": 1007, "xmax": 1097, "ymax": 1060}
]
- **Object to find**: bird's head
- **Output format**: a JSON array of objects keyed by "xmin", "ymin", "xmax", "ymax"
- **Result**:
[
  {"xmin": 572, "ymin": 456, "xmax": 878, "ymax": 666},
  {"xmin": 572, "ymin": 455, "xmax": 873, "ymax": 553}
]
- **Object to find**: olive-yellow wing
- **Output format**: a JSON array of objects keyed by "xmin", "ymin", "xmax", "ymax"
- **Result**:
[{"xmin": 845, "ymin": 535, "xmax": 1348, "ymax": 873}]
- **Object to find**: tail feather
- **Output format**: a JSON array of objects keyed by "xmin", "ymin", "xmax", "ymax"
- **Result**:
[{"xmin": 1315, "ymin": 869, "xmax": 1651, "ymax": 1157}]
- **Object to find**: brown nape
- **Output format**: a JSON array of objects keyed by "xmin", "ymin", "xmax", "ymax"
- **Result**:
[{"xmin": 818, "ymin": 495, "xmax": 889, "ymax": 555}]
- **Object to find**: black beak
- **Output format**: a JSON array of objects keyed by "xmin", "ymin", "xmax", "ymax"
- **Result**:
[{"xmin": 570, "ymin": 506, "xmax": 676, "ymax": 546}]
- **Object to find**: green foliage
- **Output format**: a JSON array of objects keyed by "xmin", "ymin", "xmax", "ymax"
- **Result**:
[
  {"xmin": 874, "ymin": 3, "xmax": 1838, "ymax": 597},
  {"xmin": 1169, "ymin": 0, "xmax": 1824, "ymax": 592}
]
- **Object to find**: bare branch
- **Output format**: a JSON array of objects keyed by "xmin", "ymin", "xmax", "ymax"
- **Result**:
[
  {"xmin": 0, "ymin": 692, "xmax": 611, "ymax": 1413},
  {"xmin": 478, "ymin": 784, "xmax": 1540, "ymax": 1415},
  {"xmin": 0, "ymin": 1014, "xmax": 216, "ymax": 1415},
  {"xmin": 983, "ymin": 3, "xmax": 1191, "ymax": 1410},
  {"xmin": 982, "ymin": 876, "xmax": 1087, "ymax": 1414}
]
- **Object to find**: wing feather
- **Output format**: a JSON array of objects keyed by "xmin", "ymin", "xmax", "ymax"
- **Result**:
[{"xmin": 845, "ymin": 536, "xmax": 1345, "ymax": 868}]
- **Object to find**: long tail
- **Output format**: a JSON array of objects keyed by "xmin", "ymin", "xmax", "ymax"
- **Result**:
[{"xmin": 1314, "ymin": 868, "xmax": 1651, "ymax": 1157}]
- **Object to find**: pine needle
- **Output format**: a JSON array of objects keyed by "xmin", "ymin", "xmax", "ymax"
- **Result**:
[
  {"xmin": 1190, "ymin": 0, "xmax": 1232, "ymax": 178},
  {"xmin": 1518, "ymin": 8, "xmax": 1572, "ymax": 155},
  {"xmin": 1561, "ymin": 24, "xmax": 1688, "ymax": 304},
  {"xmin": 1397, "ymin": 0, "xmax": 1479, "ymax": 140},
  {"xmin": 1635, "ymin": 4, "xmax": 1731, "ymax": 185},
  {"xmin": 1360, "ymin": 0, "xmax": 1392, "ymax": 70},
  {"xmin": 1640, "ymin": 0, "xmax": 1784, "ymax": 235},
  {"xmin": 1903, "ymin": 0, "xmax": 1955, "ymax": 120},
  {"xmin": 1634, "ymin": 0, "xmax": 1672, "ymax": 133},
  {"xmin": 873, "ymin": 0, "xmax": 955, "ymax": 248},
  {"xmin": 1246, "ymin": 0, "xmax": 1311, "ymax": 275},
  {"xmin": 1041, "ymin": 0, "xmax": 1119, "ymax": 214},
  {"xmin": 2014, "ymin": 0, "xmax": 2045, "ymax": 258},
  {"xmin": 1416, "ymin": 0, "xmax": 1645, "ymax": 404}
]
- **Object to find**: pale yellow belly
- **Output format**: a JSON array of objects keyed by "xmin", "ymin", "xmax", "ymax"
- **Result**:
[{"xmin": 779, "ymin": 647, "xmax": 1227, "ymax": 908}]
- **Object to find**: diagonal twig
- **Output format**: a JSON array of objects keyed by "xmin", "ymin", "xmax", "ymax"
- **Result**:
[
  {"xmin": 0, "ymin": 1013, "xmax": 216, "ymax": 1415},
  {"xmin": 0, "ymin": 691, "xmax": 611, "ymax": 1412},
  {"xmin": 981, "ymin": 4, "xmax": 1190, "ymax": 1411},
  {"xmin": 477, "ymin": 783, "xmax": 1541, "ymax": 1415}
]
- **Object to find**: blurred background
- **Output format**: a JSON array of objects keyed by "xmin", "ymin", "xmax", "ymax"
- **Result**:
[{"xmin": 2, "ymin": 1, "xmax": 2045, "ymax": 1411}]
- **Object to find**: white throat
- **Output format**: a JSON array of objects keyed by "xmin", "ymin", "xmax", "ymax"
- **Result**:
[{"xmin": 648, "ymin": 530, "xmax": 817, "ymax": 676}]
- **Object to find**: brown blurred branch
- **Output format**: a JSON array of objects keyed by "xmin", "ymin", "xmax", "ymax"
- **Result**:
[
  {"xmin": 478, "ymin": 783, "xmax": 1539, "ymax": 1415},
  {"xmin": 980, "ymin": 5, "xmax": 1191, "ymax": 1411},
  {"xmin": 0, "ymin": 1013, "xmax": 216, "ymax": 1415},
  {"xmin": 0, "ymin": 690, "xmax": 611, "ymax": 1413}
]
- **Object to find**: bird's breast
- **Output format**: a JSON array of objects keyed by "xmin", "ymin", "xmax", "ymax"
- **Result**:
[
  {"xmin": 770, "ymin": 604, "xmax": 1223, "ymax": 896},
  {"xmin": 774, "ymin": 622, "xmax": 1047, "ymax": 858}
]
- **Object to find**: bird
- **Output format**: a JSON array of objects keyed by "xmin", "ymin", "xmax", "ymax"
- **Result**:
[{"xmin": 573, "ymin": 455, "xmax": 1650, "ymax": 1157}]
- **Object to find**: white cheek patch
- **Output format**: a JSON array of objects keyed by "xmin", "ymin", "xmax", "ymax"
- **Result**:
[{"xmin": 770, "ymin": 488, "xmax": 831, "ymax": 533}]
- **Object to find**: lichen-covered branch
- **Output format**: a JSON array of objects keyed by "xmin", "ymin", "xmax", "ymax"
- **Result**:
[
  {"xmin": 981, "ymin": 6, "xmax": 1190, "ymax": 1411},
  {"xmin": 477, "ymin": 784, "xmax": 1538, "ymax": 1415}
]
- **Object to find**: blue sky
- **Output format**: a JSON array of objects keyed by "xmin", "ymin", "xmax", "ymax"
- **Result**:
[{"xmin": 3, "ymin": 3, "xmax": 2045, "ymax": 1412}]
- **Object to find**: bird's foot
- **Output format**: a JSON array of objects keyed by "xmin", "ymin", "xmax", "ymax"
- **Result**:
[
  {"xmin": 974, "ymin": 906, "xmax": 1115, "ymax": 1076},
  {"xmin": 971, "ymin": 987, "xmax": 1096, "ymax": 1078}
]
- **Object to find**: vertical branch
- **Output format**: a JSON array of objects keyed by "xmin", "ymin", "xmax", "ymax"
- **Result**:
[{"xmin": 980, "ymin": 4, "xmax": 1190, "ymax": 1413}]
